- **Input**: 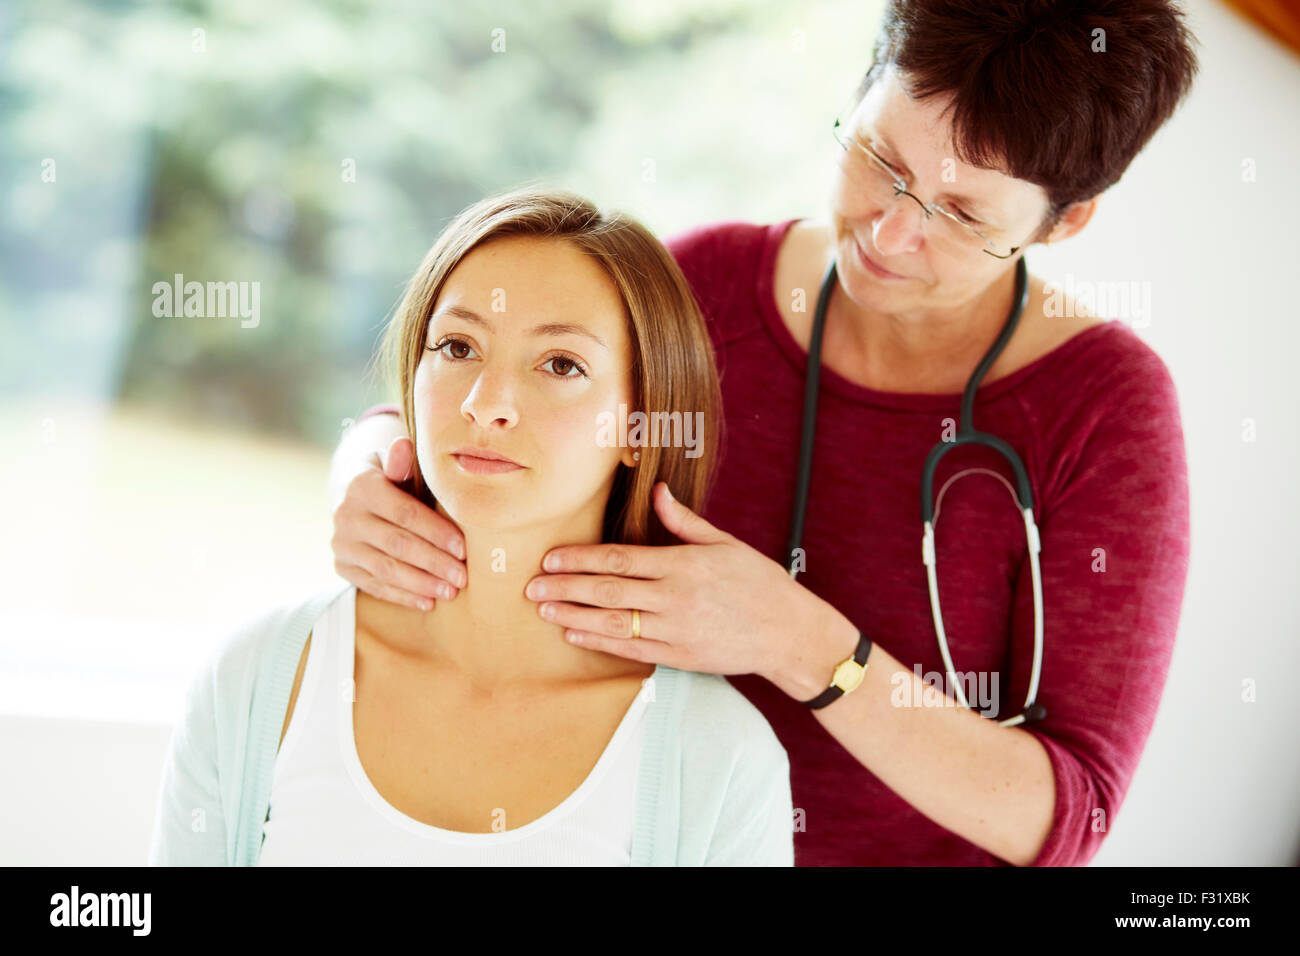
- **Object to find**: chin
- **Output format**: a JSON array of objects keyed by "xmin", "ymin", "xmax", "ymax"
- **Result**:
[
  {"xmin": 836, "ymin": 249, "xmax": 892, "ymax": 308},
  {"xmin": 428, "ymin": 468, "xmax": 528, "ymax": 527},
  {"xmin": 436, "ymin": 493, "xmax": 525, "ymax": 535}
]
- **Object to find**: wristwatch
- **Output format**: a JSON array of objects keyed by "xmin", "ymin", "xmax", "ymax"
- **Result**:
[{"xmin": 803, "ymin": 629, "xmax": 872, "ymax": 709}]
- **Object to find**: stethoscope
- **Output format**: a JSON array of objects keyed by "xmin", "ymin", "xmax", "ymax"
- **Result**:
[{"xmin": 785, "ymin": 256, "xmax": 1046, "ymax": 727}]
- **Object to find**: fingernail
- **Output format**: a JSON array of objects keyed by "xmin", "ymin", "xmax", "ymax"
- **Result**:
[
  {"xmin": 543, "ymin": 553, "xmax": 561, "ymax": 571},
  {"xmin": 418, "ymin": 598, "xmax": 433, "ymax": 611},
  {"xmin": 453, "ymin": 539, "xmax": 466, "ymax": 560},
  {"xmin": 526, "ymin": 580, "xmax": 546, "ymax": 600},
  {"xmin": 438, "ymin": 583, "xmax": 453, "ymax": 600},
  {"xmin": 540, "ymin": 603, "xmax": 556, "ymax": 620},
  {"xmin": 455, "ymin": 569, "xmax": 467, "ymax": 588}
]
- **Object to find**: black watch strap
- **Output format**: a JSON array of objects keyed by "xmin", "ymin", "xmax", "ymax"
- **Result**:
[{"xmin": 804, "ymin": 629, "xmax": 872, "ymax": 709}]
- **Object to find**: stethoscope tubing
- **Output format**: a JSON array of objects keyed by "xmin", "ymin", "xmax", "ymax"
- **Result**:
[{"xmin": 788, "ymin": 254, "xmax": 1045, "ymax": 725}]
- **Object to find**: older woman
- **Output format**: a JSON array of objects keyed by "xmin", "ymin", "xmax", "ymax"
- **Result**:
[{"xmin": 328, "ymin": 0, "xmax": 1196, "ymax": 866}]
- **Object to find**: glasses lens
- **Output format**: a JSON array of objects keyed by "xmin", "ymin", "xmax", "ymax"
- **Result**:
[
  {"xmin": 837, "ymin": 133, "xmax": 894, "ymax": 196},
  {"xmin": 932, "ymin": 208, "xmax": 998, "ymax": 254},
  {"xmin": 836, "ymin": 126, "xmax": 1006, "ymax": 256}
]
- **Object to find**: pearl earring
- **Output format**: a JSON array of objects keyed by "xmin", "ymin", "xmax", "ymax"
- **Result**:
[{"xmin": 632, "ymin": 451, "xmax": 640, "ymax": 462}]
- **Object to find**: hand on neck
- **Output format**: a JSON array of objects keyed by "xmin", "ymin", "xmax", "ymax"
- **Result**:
[{"xmin": 356, "ymin": 497, "xmax": 648, "ymax": 696}]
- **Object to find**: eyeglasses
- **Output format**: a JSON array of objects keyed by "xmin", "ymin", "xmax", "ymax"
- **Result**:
[{"xmin": 832, "ymin": 115, "xmax": 1023, "ymax": 259}]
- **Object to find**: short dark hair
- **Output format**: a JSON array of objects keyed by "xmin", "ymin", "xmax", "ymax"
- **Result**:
[{"xmin": 856, "ymin": 0, "xmax": 1200, "ymax": 237}]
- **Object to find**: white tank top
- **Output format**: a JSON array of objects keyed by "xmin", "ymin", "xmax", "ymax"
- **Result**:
[{"xmin": 258, "ymin": 587, "xmax": 649, "ymax": 865}]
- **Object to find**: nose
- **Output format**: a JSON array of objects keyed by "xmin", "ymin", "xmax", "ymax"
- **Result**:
[
  {"xmin": 460, "ymin": 366, "xmax": 520, "ymax": 430},
  {"xmin": 871, "ymin": 194, "xmax": 926, "ymax": 257}
]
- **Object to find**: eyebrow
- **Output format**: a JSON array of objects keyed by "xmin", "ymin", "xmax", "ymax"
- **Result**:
[
  {"xmin": 861, "ymin": 130, "xmax": 997, "ymax": 219},
  {"xmin": 430, "ymin": 304, "xmax": 609, "ymax": 350}
]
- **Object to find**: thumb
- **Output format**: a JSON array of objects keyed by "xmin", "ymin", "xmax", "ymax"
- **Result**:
[
  {"xmin": 381, "ymin": 436, "xmax": 415, "ymax": 483},
  {"xmin": 653, "ymin": 481, "xmax": 727, "ymax": 545}
]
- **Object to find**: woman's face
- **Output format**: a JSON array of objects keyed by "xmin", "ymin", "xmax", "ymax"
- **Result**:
[
  {"xmin": 413, "ymin": 235, "xmax": 637, "ymax": 534},
  {"xmin": 828, "ymin": 62, "xmax": 1054, "ymax": 315}
]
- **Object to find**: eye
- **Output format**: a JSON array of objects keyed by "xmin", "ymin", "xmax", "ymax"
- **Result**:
[
  {"xmin": 952, "ymin": 207, "xmax": 982, "ymax": 227},
  {"xmin": 427, "ymin": 335, "xmax": 477, "ymax": 361},
  {"xmin": 426, "ymin": 336, "xmax": 589, "ymax": 380},
  {"xmin": 864, "ymin": 142, "xmax": 902, "ymax": 177},
  {"xmin": 541, "ymin": 353, "xmax": 589, "ymax": 380}
]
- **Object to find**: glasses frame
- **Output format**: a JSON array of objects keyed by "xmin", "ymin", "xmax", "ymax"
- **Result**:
[{"xmin": 832, "ymin": 115, "xmax": 1025, "ymax": 259}]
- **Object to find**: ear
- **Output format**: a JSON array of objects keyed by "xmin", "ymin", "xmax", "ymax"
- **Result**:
[{"xmin": 1042, "ymin": 197, "xmax": 1098, "ymax": 245}]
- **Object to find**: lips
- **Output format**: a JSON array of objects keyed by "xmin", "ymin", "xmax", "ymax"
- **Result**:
[
  {"xmin": 453, "ymin": 455, "xmax": 523, "ymax": 475},
  {"xmin": 450, "ymin": 445, "xmax": 522, "ymax": 466},
  {"xmin": 854, "ymin": 239, "xmax": 906, "ymax": 280}
]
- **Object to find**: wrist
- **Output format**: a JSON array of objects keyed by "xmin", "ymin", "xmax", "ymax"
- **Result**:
[{"xmin": 765, "ymin": 601, "xmax": 861, "ymax": 702}]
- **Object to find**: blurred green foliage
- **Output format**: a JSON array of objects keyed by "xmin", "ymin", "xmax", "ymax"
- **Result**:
[{"xmin": 0, "ymin": 0, "xmax": 883, "ymax": 446}]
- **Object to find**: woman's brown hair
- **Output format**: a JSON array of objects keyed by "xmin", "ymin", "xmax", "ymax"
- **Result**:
[
  {"xmin": 855, "ymin": 0, "xmax": 1200, "ymax": 237},
  {"xmin": 376, "ymin": 186, "xmax": 724, "ymax": 547}
]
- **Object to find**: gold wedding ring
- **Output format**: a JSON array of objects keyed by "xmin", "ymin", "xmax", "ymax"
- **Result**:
[{"xmin": 631, "ymin": 608, "xmax": 640, "ymax": 639}]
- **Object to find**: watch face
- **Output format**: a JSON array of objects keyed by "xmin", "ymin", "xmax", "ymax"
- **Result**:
[{"xmin": 832, "ymin": 659, "xmax": 865, "ymax": 692}]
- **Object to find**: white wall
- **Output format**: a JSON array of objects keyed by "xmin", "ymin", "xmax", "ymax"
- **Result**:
[
  {"xmin": 1037, "ymin": 0, "xmax": 1300, "ymax": 865},
  {"xmin": 0, "ymin": 715, "xmax": 171, "ymax": 865}
]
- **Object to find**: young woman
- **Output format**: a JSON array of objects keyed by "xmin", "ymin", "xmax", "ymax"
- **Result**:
[{"xmin": 148, "ymin": 188, "xmax": 793, "ymax": 866}]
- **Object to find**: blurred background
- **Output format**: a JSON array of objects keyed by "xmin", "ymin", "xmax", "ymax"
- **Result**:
[{"xmin": 1, "ymin": 0, "xmax": 1297, "ymax": 865}]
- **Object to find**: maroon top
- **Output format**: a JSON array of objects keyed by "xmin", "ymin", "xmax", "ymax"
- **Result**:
[{"xmin": 359, "ymin": 217, "xmax": 1191, "ymax": 866}]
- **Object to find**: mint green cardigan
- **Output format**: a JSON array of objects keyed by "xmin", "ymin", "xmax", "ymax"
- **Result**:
[{"xmin": 148, "ymin": 581, "xmax": 794, "ymax": 866}]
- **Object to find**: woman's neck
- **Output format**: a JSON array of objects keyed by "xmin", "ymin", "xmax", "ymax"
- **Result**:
[
  {"xmin": 827, "ymin": 263, "xmax": 1023, "ymax": 394},
  {"xmin": 355, "ymin": 505, "xmax": 650, "ymax": 697},
  {"xmin": 789, "ymin": 219, "xmax": 1044, "ymax": 394}
]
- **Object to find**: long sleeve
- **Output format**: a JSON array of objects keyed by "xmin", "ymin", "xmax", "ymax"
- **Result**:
[
  {"xmin": 1008, "ymin": 338, "xmax": 1191, "ymax": 866},
  {"xmin": 147, "ymin": 658, "xmax": 231, "ymax": 866},
  {"xmin": 355, "ymin": 402, "xmax": 400, "ymax": 423}
]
